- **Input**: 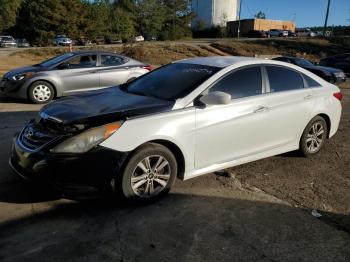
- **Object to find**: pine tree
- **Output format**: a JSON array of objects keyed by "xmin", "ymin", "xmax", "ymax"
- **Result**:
[{"xmin": 0, "ymin": 0, "xmax": 22, "ymax": 33}]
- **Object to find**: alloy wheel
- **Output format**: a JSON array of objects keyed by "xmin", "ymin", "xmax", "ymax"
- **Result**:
[
  {"xmin": 131, "ymin": 155, "xmax": 171, "ymax": 198},
  {"xmin": 306, "ymin": 121, "xmax": 325, "ymax": 153}
]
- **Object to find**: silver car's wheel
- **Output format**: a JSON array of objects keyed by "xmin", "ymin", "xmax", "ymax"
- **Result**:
[
  {"xmin": 120, "ymin": 143, "xmax": 177, "ymax": 203},
  {"xmin": 33, "ymin": 85, "xmax": 52, "ymax": 102},
  {"xmin": 131, "ymin": 155, "xmax": 171, "ymax": 198},
  {"xmin": 28, "ymin": 81, "xmax": 54, "ymax": 104},
  {"xmin": 306, "ymin": 122, "xmax": 325, "ymax": 153}
]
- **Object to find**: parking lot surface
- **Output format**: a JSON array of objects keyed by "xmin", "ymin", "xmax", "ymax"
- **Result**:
[{"xmin": 0, "ymin": 90, "xmax": 349, "ymax": 261}]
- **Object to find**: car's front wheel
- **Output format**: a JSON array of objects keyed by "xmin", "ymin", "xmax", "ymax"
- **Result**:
[
  {"xmin": 118, "ymin": 143, "xmax": 177, "ymax": 203},
  {"xmin": 300, "ymin": 116, "xmax": 328, "ymax": 157},
  {"xmin": 28, "ymin": 81, "xmax": 54, "ymax": 104}
]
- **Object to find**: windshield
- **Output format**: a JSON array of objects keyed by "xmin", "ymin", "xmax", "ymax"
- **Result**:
[
  {"xmin": 295, "ymin": 59, "xmax": 314, "ymax": 67},
  {"xmin": 39, "ymin": 53, "xmax": 75, "ymax": 67},
  {"xmin": 1, "ymin": 37, "xmax": 14, "ymax": 41},
  {"xmin": 124, "ymin": 63, "xmax": 220, "ymax": 100}
]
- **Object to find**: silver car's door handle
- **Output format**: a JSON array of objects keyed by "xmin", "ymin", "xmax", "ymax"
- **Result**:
[
  {"xmin": 254, "ymin": 106, "xmax": 269, "ymax": 113},
  {"xmin": 304, "ymin": 94, "xmax": 313, "ymax": 100}
]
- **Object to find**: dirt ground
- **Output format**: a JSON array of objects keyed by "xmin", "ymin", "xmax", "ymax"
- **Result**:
[{"xmin": 0, "ymin": 44, "xmax": 349, "ymax": 261}]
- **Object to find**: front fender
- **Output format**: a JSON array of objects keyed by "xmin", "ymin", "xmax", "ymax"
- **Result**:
[{"xmin": 19, "ymin": 74, "xmax": 61, "ymax": 98}]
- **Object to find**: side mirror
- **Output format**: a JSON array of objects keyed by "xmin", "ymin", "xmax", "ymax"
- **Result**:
[
  {"xmin": 58, "ymin": 63, "xmax": 70, "ymax": 70},
  {"xmin": 199, "ymin": 91, "xmax": 231, "ymax": 105}
]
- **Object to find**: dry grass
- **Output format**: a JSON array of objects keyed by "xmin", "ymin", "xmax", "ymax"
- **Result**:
[
  {"xmin": 1, "ymin": 38, "xmax": 349, "ymax": 77},
  {"xmin": 0, "ymin": 43, "xmax": 218, "ymax": 76},
  {"xmin": 339, "ymin": 80, "xmax": 350, "ymax": 89},
  {"xmin": 214, "ymin": 38, "xmax": 350, "ymax": 62}
]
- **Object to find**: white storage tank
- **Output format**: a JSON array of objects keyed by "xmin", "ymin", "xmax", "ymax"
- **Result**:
[{"xmin": 192, "ymin": 0, "xmax": 240, "ymax": 28}]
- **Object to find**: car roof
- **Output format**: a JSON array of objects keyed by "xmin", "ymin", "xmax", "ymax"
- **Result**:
[
  {"xmin": 69, "ymin": 50, "xmax": 122, "ymax": 56},
  {"xmin": 276, "ymin": 56, "xmax": 304, "ymax": 61},
  {"xmin": 175, "ymin": 56, "xmax": 265, "ymax": 68}
]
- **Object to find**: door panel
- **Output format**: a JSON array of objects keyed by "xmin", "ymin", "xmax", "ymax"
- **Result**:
[
  {"xmin": 56, "ymin": 68, "xmax": 100, "ymax": 94},
  {"xmin": 263, "ymin": 89, "xmax": 316, "ymax": 147},
  {"xmin": 56, "ymin": 54, "xmax": 100, "ymax": 94},
  {"xmin": 195, "ymin": 95, "xmax": 270, "ymax": 169},
  {"xmin": 98, "ymin": 67, "xmax": 130, "ymax": 88},
  {"xmin": 263, "ymin": 65, "xmax": 316, "ymax": 147}
]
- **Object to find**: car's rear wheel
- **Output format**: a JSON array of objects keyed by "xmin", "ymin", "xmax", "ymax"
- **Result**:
[
  {"xmin": 28, "ymin": 81, "xmax": 54, "ymax": 104},
  {"xmin": 118, "ymin": 143, "xmax": 177, "ymax": 204},
  {"xmin": 299, "ymin": 116, "xmax": 328, "ymax": 157}
]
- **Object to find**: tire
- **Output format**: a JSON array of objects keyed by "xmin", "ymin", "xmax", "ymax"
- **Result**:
[
  {"xmin": 28, "ymin": 81, "xmax": 55, "ymax": 104},
  {"xmin": 118, "ymin": 143, "xmax": 177, "ymax": 204},
  {"xmin": 299, "ymin": 116, "xmax": 328, "ymax": 157}
]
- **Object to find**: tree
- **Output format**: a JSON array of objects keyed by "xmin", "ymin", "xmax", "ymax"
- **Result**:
[
  {"xmin": 82, "ymin": 0, "xmax": 110, "ymax": 40},
  {"xmin": 110, "ymin": 6, "xmax": 135, "ymax": 40},
  {"xmin": 160, "ymin": 0, "xmax": 194, "ymax": 40},
  {"xmin": 255, "ymin": 11, "xmax": 266, "ymax": 19},
  {"xmin": 0, "ymin": 0, "xmax": 22, "ymax": 33},
  {"xmin": 15, "ymin": 0, "xmax": 68, "ymax": 45},
  {"xmin": 136, "ymin": 0, "xmax": 166, "ymax": 37}
]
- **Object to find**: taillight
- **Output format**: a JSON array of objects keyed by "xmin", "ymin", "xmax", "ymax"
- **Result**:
[
  {"xmin": 142, "ymin": 65, "xmax": 152, "ymax": 71},
  {"xmin": 333, "ymin": 92, "xmax": 343, "ymax": 101}
]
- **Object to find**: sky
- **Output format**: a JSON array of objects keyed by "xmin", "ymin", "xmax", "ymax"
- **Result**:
[{"xmin": 239, "ymin": 0, "xmax": 350, "ymax": 27}]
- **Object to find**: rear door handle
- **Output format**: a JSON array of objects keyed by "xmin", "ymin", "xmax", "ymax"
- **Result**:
[
  {"xmin": 254, "ymin": 106, "xmax": 269, "ymax": 113},
  {"xmin": 304, "ymin": 94, "xmax": 313, "ymax": 100}
]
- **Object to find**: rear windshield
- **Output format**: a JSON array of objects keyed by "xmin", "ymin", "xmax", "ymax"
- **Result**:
[{"xmin": 125, "ymin": 63, "xmax": 220, "ymax": 100}]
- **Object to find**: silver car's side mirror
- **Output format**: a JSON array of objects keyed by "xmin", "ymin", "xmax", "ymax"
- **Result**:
[{"xmin": 199, "ymin": 91, "xmax": 231, "ymax": 105}]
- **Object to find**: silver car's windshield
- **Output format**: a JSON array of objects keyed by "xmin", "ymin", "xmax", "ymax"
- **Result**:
[{"xmin": 39, "ymin": 53, "xmax": 75, "ymax": 67}]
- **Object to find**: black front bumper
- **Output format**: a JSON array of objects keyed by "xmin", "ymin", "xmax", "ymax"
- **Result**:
[
  {"xmin": 9, "ymin": 135, "xmax": 129, "ymax": 197},
  {"xmin": 0, "ymin": 78, "xmax": 25, "ymax": 96}
]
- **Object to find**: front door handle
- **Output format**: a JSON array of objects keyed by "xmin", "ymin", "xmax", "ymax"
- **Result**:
[
  {"xmin": 254, "ymin": 106, "xmax": 269, "ymax": 113},
  {"xmin": 304, "ymin": 94, "xmax": 313, "ymax": 100}
]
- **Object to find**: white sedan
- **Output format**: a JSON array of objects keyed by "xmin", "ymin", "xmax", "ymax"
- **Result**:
[{"xmin": 10, "ymin": 56, "xmax": 342, "ymax": 203}]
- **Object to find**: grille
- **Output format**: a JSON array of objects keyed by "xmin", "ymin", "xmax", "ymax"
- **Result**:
[{"xmin": 19, "ymin": 122, "xmax": 63, "ymax": 151}]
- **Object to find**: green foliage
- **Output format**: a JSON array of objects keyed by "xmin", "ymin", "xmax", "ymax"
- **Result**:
[
  {"xmin": 110, "ymin": 6, "xmax": 135, "ymax": 40},
  {"xmin": 0, "ymin": 0, "xmax": 22, "ymax": 33},
  {"xmin": 136, "ymin": 0, "xmax": 166, "ymax": 37},
  {"xmin": 255, "ymin": 11, "xmax": 266, "ymax": 19},
  {"xmin": 6, "ymin": 0, "xmax": 193, "ymax": 44}
]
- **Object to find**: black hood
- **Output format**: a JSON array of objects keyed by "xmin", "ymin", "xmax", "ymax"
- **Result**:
[
  {"xmin": 3, "ymin": 65, "xmax": 46, "ymax": 78},
  {"xmin": 40, "ymin": 87, "xmax": 175, "ymax": 125}
]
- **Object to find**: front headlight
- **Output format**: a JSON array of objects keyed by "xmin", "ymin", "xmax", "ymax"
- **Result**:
[
  {"xmin": 11, "ymin": 72, "xmax": 35, "ymax": 81},
  {"xmin": 50, "ymin": 121, "xmax": 123, "ymax": 153}
]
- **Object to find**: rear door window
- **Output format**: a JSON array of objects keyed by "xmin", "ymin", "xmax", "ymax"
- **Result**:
[
  {"xmin": 101, "ymin": 55, "xmax": 126, "ymax": 66},
  {"xmin": 266, "ymin": 66, "xmax": 304, "ymax": 92},
  {"xmin": 303, "ymin": 74, "xmax": 321, "ymax": 88},
  {"xmin": 209, "ymin": 67, "xmax": 263, "ymax": 99}
]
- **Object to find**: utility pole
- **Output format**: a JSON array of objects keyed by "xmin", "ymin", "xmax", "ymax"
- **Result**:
[
  {"xmin": 323, "ymin": 0, "xmax": 331, "ymax": 37},
  {"xmin": 237, "ymin": 0, "xmax": 243, "ymax": 38}
]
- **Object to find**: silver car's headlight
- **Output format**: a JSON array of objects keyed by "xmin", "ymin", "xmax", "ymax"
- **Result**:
[
  {"xmin": 11, "ymin": 72, "xmax": 35, "ymax": 81},
  {"xmin": 51, "ymin": 121, "xmax": 123, "ymax": 153}
]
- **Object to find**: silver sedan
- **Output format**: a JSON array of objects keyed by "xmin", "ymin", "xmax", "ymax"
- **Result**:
[{"xmin": 0, "ymin": 51, "xmax": 151, "ymax": 103}]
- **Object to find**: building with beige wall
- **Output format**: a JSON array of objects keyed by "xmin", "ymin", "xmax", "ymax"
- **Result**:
[{"xmin": 227, "ymin": 19, "xmax": 296, "ymax": 36}]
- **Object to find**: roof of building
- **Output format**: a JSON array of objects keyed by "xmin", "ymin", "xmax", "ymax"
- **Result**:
[{"xmin": 175, "ymin": 56, "xmax": 263, "ymax": 68}]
